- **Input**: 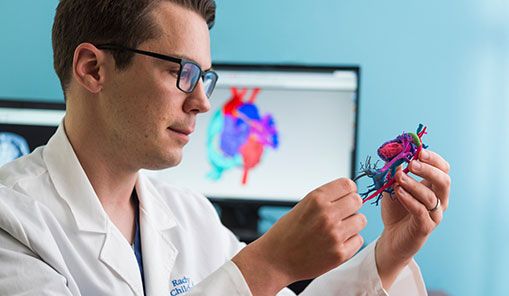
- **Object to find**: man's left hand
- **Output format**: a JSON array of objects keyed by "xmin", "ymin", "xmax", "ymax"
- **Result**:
[{"xmin": 375, "ymin": 149, "xmax": 451, "ymax": 290}]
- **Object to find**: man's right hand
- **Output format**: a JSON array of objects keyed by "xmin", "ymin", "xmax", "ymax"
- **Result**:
[{"xmin": 232, "ymin": 178, "xmax": 366, "ymax": 295}]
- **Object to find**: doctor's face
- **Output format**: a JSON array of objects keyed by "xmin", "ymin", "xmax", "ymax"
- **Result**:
[{"xmin": 100, "ymin": 2, "xmax": 211, "ymax": 170}]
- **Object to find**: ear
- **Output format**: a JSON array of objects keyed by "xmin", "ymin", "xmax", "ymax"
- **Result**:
[{"xmin": 72, "ymin": 43, "xmax": 108, "ymax": 94}]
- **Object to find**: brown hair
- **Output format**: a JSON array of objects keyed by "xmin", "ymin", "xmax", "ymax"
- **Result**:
[{"xmin": 52, "ymin": 0, "xmax": 216, "ymax": 95}]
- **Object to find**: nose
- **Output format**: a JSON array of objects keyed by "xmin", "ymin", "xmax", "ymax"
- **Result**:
[{"xmin": 183, "ymin": 80, "xmax": 211, "ymax": 114}]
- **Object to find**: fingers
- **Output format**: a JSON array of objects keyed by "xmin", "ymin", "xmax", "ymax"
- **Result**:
[
  {"xmin": 332, "ymin": 192, "xmax": 363, "ymax": 219},
  {"xmin": 305, "ymin": 179, "xmax": 365, "ymax": 240},
  {"xmin": 408, "ymin": 160, "xmax": 451, "ymax": 211},
  {"xmin": 338, "ymin": 213, "xmax": 367, "ymax": 242},
  {"xmin": 314, "ymin": 178, "xmax": 357, "ymax": 203},
  {"xmin": 419, "ymin": 150, "xmax": 450, "ymax": 174},
  {"xmin": 307, "ymin": 178, "xmax": 360, "ymax": 219},
  {"xmin": 336, "ymin": 234, "xmax": 364, "ymax": 262},
  {"xmin": 394, "ymin": 184, "xmax": 441, "ymax": 231},
  {"xmin": 329, "ymin": 214, "xmax": 366, "ymax": 264},
  {"xmin": 395, "ymin": 170, "xmax": 444, "ymax": 225},
  {"xmin": 395, "ymin": 170, "xmax": 437, "ymax": 211}
]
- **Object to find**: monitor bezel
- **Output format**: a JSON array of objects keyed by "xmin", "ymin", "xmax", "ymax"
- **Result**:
[{"xmin": 0, "ymin": 99, "xmax": 65, "ymax": 110}]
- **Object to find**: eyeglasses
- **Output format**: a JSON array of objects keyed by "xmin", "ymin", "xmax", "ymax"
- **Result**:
[{"xmin": 95, "ymin": 44, "xmax": 218, "ymax": 98}]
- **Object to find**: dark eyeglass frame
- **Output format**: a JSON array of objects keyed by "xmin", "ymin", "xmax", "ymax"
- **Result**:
[{"xmin": 95, "ymin": 43, "xmax": 218, "ymax": 98}]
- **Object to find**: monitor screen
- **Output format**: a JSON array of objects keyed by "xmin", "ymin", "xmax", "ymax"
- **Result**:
[
  {"xmin": 0, "ymin": 101, "xmax": 65, "ymax": 166},
  {"xmin": 145, "ymin": 65, "xmax": 360, "ymax": 203}
]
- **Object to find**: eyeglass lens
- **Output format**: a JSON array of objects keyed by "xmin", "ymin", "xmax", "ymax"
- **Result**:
[{"xmin": 178, "ymin": 62, "xmax": 217, "ymax": 98}]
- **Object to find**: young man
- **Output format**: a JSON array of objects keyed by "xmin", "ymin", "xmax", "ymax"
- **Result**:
[{"xmin": 0, "ymin": 0, "xmax": 450, "ymax": 295}]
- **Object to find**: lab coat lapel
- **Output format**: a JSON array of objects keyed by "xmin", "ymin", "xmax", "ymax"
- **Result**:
[
  {"xmin": 136, "ymin": 174, "xmax": 179, "ymax": 296},
  {"xmin": 43, "ymin": 123, "xmax": 144, "ymax": 296},
  {"xmin": 100, "ymin": 224, "xmax": 145, "ymax": 296}
]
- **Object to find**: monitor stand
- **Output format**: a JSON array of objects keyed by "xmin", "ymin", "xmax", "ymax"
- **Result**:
[{"xmin": 220, "ymin": 203, "xmax": 261, "ymax": 243}]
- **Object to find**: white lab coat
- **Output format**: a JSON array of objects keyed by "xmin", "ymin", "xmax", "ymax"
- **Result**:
[{"xmin": 0, "ymin": 123, "xmax": 427, "ymax": 296}]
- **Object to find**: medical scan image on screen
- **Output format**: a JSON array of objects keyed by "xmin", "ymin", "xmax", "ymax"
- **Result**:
[
  {"xmin": 145, "ymin": 66, "xmax": 359, "ymax": 202},
  {"xmin": 0, "ymin": 106, "xmax": 64, "ymax": 166}
]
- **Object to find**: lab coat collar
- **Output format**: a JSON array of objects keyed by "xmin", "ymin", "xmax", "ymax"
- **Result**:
[
  {"xmin": 98, "ymin": 175, "xmax": 179, "ymax": 296},
  {"xmin": 136, "ymin": 173, "xmax": 177, "ymax": 231},
  {"xmin": 44, "ymin": 122, "xmax": 108, "ymax": 233}
]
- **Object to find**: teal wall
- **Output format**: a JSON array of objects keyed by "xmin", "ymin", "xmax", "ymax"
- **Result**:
[
  {"xmin": 2, "ymin": 1, "xmax": 509, "ymax": 295},
  {"xmin": 0, "ymin": 1, "xmax": 60, "ymax": 101}
]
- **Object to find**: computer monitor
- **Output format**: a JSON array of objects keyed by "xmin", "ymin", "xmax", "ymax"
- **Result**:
[
  {"xmin": 145, "ymin": 64, "xmax": 360, "ymax": 204},
  {"xmin": 0, "ymin": 100, "xmax": 65, "ymax": 166}
]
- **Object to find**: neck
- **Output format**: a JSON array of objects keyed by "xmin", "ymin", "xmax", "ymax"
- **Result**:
[{"xmin": 63, "ymin": 113, "xmax": 137, "ymax": 208}]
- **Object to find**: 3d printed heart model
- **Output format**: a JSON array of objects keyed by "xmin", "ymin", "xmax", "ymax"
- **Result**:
[{"xmin": 354, "ymin": 124, "xmax": 428, "ymax": 205}]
